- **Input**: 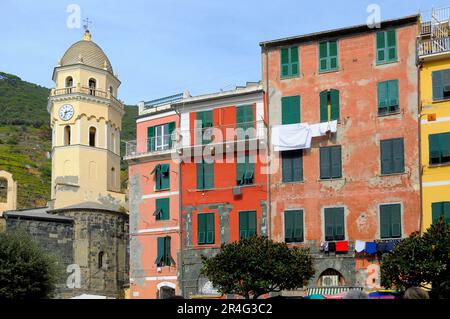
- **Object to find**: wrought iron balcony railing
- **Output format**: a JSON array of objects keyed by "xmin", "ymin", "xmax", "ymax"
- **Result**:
[
  {"xmin": 50, "ymin": 86, "xmax": 123, "ymax": 106},
  {"xmin": 418, "ymin": 36, "xmax": 450, "ymax": 57}
]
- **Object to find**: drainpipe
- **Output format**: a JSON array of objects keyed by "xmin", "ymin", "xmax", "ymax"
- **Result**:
[
  {"xmin": 263, "ymin": 44, "xmax": 271, "ymax": 240},
  {"xmin": 173, "ymin": 105, "xmax": 184, "ymax": 296},
  {"xmin": 417, "ymin": 58, "xmax": 424, "ymax": 234}
]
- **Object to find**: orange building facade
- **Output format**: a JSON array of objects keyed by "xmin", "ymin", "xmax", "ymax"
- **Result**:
[
  {"xmin": 261, "ymin": 15, "xmax": 421, "ymax": 291},
  {"xmin": 126, "ymin": 94, "xmax": 186, "ymax": 299},
  {"xmin": 173, "ymin": 83, "xmax": 268, "ymax": 297}
]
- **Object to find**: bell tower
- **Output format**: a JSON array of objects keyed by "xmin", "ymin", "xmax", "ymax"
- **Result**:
[{"xmin": 48, "ymin": 29, "xmax": 125, "ymax": 210}]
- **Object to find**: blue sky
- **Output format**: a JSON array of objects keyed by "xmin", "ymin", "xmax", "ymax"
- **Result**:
[{"xmin": 0, "ymin": 0, "xmax": 447, "ymax": 104}]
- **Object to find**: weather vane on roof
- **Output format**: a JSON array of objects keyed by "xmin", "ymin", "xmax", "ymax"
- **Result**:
[{"xmin": 83, "ymin": 18, "xmax": 92, "ymax": 31}]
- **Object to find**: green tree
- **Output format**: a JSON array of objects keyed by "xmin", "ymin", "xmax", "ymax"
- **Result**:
[
  {"xmin": 0, "ymin": 231, "xmax": 63, "ymax": 299},
  {"xmin": 200, "ymin": 236, "xmax": 315, "ymax": 299},
  {"xmin": 381, "ymin": 217, "xmax": 450, "ymax": 298}
]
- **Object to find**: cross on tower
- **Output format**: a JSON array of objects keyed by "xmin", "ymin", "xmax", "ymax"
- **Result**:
[{"xmin": 83, "ymin": 18, "xmax": 92, "ymax": 31}]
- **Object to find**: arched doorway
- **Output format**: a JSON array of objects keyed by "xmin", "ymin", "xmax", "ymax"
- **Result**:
[
  {"xmin": 318, "ymin": 268, "xmax": 345, "ymax": 287},
  {"xmin": 157, "ymin": 282, "xmax": 176, "ymax": 299}
]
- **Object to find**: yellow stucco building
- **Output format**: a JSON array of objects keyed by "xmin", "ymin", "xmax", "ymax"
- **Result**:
[
  {"xmin": 418, "ymin": 8, "xmax": 450, "ymax": 232},
  {"xmin": 48, "ymin": 30, "xmax": 126, "ymax": 210}
]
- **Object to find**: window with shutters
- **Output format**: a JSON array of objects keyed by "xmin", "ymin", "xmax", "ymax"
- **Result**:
[
  {"xmin": 280, "ymin": 46, "xmax": 299, "ymax": 78},
  {"xmin": 284, "ymin": 210, "xmax": 304, "ymax": 243},
  {"xmin": 281, "ymin": 95, "xmax": 301, "ymax": 125},
  {"xmin": 282, "ymin": 150, "xmax": 303, "ymax": 183},
  {"xmin": 154, "ymin": 198, "xmax": 170, "ymax": 221},
  {"xmin": 197, "ymin": 161, "xmax": 214, "ymax": 190},
  {"xmin": 379, "ymin": 204, "xmax": 402, "ymax": 239},
  {"xmin": 152, "ymin": 163, "xmax": 170, "ymax": 190},
  {"xmin": 239, "ymin": 211, "xmax": 257, "ymax": 240},
  {"xmin": 324, "ymin": 207, "xmax": 345, "ymax": 241},
  {"xmin": 147, "ymin": 122, "xmax": 176, "ymax": 152},
  {"xmin": 196, "ymin": 111, "xmax": 213, "ymax": 144},
  {"xmin": 320, "ymin": 89, "xmax": 340, "ymax": 122},
  {"xmin": 380, "ymin": 138, "xmax": 405, "ymax": 174},
  {"xmin": 320, "ymin": 146, "xmax": 342, "ymax": 179},
  {"xmin": 432, "ymin": 69, "xmax": 450, "ymax": 101},
  {"xmin": 236, "ymin": 104, "xmax": 254, "ymax": 140},
  {"xmin": 236, "ymin": 154, "xmax": 254, "ymax": 185},
  {"xmin": 156, "ymin": 236, "xmax": 175, "ymax": 267},
  {"xmin": 377, "ymin": 80, "xmax": 399, "ymax": 115},
  {"xmin": 198, "ymin": 213, "xmax": 215, "ymax": 245},
  {"xmin": 432, "ymin": 202, "xmax": 450, "ymax": 225},
  {"xmin": 429, "ymin": 132, "xmax": 450, "ymax": 165},
  {"xmin": 319, "ymin": 40, "xmax": 338, "ymax": 73},
  {"xmin": 376, "ymin": 30, "xmax": 397, "ymax": 64}
]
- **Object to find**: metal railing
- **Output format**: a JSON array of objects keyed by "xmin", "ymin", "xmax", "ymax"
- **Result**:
[
  {"xmin": 418, "ymin": 36, "xmax": 450, "ymax": 56},
  {"xmin": 50, "ymin": 86, "xmax": 123, "ymax": 105},
  {"xmin": 124, "ymin": 120, "xmax": 266, "ymax": 158}
]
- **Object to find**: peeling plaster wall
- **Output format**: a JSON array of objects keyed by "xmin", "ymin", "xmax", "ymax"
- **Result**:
[{"xmin": 263, "ymin": 23, "xmax": 420, "ymax": 287}]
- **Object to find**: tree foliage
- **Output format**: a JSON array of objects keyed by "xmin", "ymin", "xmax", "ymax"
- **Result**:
[
  {"xmin": 0, "ymin": 231, "xmax": 63, "ymax": 299},
  {"xmin": 200, "ymin": 236, "xmax": 315, "ymax": 299},
  {"xmin": 381, "ymin": 217, "xmax": 450, "ymax": 298}
]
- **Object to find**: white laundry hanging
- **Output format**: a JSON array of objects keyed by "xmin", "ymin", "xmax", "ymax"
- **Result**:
[{"xmin": 272, "ymin": 123, "xmax": 312, "ymax": 151}]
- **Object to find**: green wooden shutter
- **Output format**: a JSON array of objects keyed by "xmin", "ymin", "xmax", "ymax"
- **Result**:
[
  {"xmin": 324, "ymin": 208, "xmax": 334, "ymax": 241},
  {"xmin": 320, "ymin": 90, "xmax": 329, "ymax": 122},
  {"xmin": 292, "ymin": 96, "xmax": 301, "ymax": 123},
  {"xmin": 319, "ymin": 42, "xmax": 328, "ymax": 72},
  {"xmin": 164, "ymin": 236, "xmax": 172, "ymax": 266},
  {"xmin": 198, "ymin": 214, "xmax": 206, "ymax": 244},
  {"xmin": 159, "ymin": 164, "xmax": 170, "ymax": 189},
  {"xmin": 281, "ymin": 48, "xmax": 289, "ymax": 77},
  {"xmin": 444, "ymin": 202, "xmax": 450, "ymax": 224},
  {"xmin": 236, "ymin": 104, "xmax": 254, "ymax": 138},
  {"xmin": 285, "ymin": 211, "xmax": 294, "ymax": 242},
  {"xmin": 206, "ymin": 213, "xmax": 215, "ymax": 244},
  {"xmin": 429, "ymin": 134, "xmax": 441, "ymax": 164},
  {"xmin": 387, "ymin": 30, "xmax": 397, "ymax": 61},
  {"xmin": 388, "ymin": 80, "xmax": 399, "ymax": 112},
  {"xmin": 292, "ymin": 150, "xmax": 303, "ymax": 182},
  {"xmin": 239, "ymin": 211, "xmax": 248, "ymax": 240},
  {"xmin": 244, "ymin": 155, "xmax": 255, "ymax": 185},
  {"xmin": 329, "ymin": 41, "xmax": 338, "ymax": 70},
  {"xmin": 293, "ymin": 210, "xmax": 304, "ymax": 242},
  {"xmin": 378, "ymin": 81, "xmax": 388, "ymax": 114},
  {"xmin": 156, "ymin": 198, "xmax": 170, "ymax": 220},
  {"xmin": 282, "ymin": 96, "xmax": 300, "ymax": 124},
  {"xmin": 282, "ymin": 151, "xmax": 293, "ymax": 183},
  {"xmin": 432, "ymin": 202, "xmax": 443, "ymax": 224},
  {"xmin": 381, "ymin": 140, "xmax": 393, "ymax": 174},
  {"xmin": 380, "ymin": 205, "xmax": 390, "ymax": 238},
  {"xmin": 248, "ymin": 211, "xmax": 257, "ymax": 237},
  {"xmin": 391, "ymin": 204, "xmax": 402, "ymax": 238},
  {"xmin": 331, "ymin": 146, "xmax": 342, "ymax": 178},
  {"xmin": 334, "ymin": 208, "xmax": 345, "ymax": 240},
  {"xmin": 168, "ymin": 122, "xmax": 175, "ymax": 148},
  {"xmin": 441, "ymin": 133, "xmax": 450, "ymax": 162},
  {"xmin": 290, "ymin": 47, "xmax": 299, "ymax": 76},
  {"xmin": 320, "ymin": 147, "xmax": 331, "ymax": 179},
  {"xmin": 432, "ymin": 70, "xmax": 444, "ymax": 101},
  {"xmin": 203, "ymin": 110, "xmax": 213, "ymax": 144},
  {"xmin": 156, "ymin": 237, "xmax": 165, "ymax": 265},
  {"xmin": 330, "ymin": 89, "xmax": 340, "ymax": 121},
  {"xmin": 196, "ymin": 163, "xmax": 204, "ymax": 190},
  {"xmin": 392, "ymin": 138, "xmax": 404, "ymax": 173},
  {"xmin": 281, "ymin": 97, "xmax": 290, "ymax": 125},
  {"xmin": 376, "ymin": 31, "xmax": 386, "ymax": 63},
  {"xmin": 236, "ymin": 154, "xmax": 245, "ymax": 185},
  {"xmin": 204, "ymin": 162, "xmax": 214, "ymax": 189},
  {"xmin": 147, "ymin": 126, "xmax": 155, "ymax": 152}
]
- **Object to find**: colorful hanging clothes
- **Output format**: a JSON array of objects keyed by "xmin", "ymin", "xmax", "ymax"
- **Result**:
[
  {"xmin": 335, "ymin": 241, "xmax": 348, "ymax": 252},
  {"xmin": 377, "ymin": 242, "xmax": 387, "ymax": 253},
  {"xmin": 328, "ymin": 242, "xmax": 336, "ymax": 252},
  {"xmin": 355, "ymin": 240, "xmax": 366, "ymax": 253},
  {"xmin": 365, "ymin": 242, "xmax": 377, "ymax": 255},
  {"xmin": 320, "ymin": 241, "xmax": 329, "ymax": 252}
]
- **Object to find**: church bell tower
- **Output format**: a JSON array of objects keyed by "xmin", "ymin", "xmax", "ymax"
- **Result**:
[{"xmin": 48, "ymin": 29, "xmax": 125, "ymax": 210}]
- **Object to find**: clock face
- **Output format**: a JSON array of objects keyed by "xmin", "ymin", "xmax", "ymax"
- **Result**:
[{"xmin": 59, "ymin": 104, "xmax": 74, "ymax": 121}]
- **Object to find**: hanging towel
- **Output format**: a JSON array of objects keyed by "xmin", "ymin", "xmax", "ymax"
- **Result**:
[
  {"xmin": 328, "ymin": 242, "xmax": 336, "ymax": 252},
  {"xmin": 320, "ymin": 241, "xmax": 329, "ymax": 252},
  {"xmin": 335, "ymin": 241, "xmax": 348, "ymax": 252},
  {"xmin": 365, "ymin": 242, "xmax": 377, "ymax": 255},
  {"xmin": 386, "ymin": 241, "xmax": 395, "ymax": 252},
  {"xmin": 355, "ymin": 240, "xmax": 366, "ymax": 253},
  {"xmin": 310, "ymin": 120, "xmax": 338, "ymax": 137},
  {"xmin": 272, "ymin": 123, "xmax": 312, "ymax": 151}
]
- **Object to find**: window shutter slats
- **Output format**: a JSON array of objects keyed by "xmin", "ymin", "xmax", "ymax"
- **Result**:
[
  {"xmin": 392, "ymin": 138, "xmax": 404, "ymax": 173},
  {"xmin": 378, "ymin": 81, "xmax": 388, "ymax": 112},
  {"xmin": 320, "ymin": 90, "xmax": 329, "ymax": 122},
  {"xmin": 281, "ymin": 97, "xmax": 290, "ymax": 125},
  {"xmin": 429, "ymin": 134, "xmax": 441, "ymax": 164},
  {"xmin": 320, "ymin": 147, "xmax": 331, "ymax": 179},
  {"xmin": 147, "ymin": 126, "xmax": 155, "ymax": 152},
  {"xmin": 204, "ymin": 162, "xmax": 214, "ymax": 189},
  {"xmin": 196, "ymin": 163, "xmax": 204, "ymax": 190},
  {"xmin": 331, "ymin": 146, "xmax": 342, "ymax": 178},
  {"xmin": 380, "ymin": 206, "xmax": 390, "ymax": 238},
  {"xmin": 330, "ymin": 89, "xmax": 340, "ymax": 121},
  {"xmin": 285, "ymin": 211, "xmax": 294, "ymax": 241},
  {"xmin": 381, "ymin": 140, "xmax": 393, "ymax": 174},
  {"xmin": 206, "ymin": 213, "xmax": 215, "ymax": 244},
  {"xmin": 248, "ymin": 211, "xmax": 257, "ymax": 237},
  {"xmin": 324, "ymin": 209, "xmax": 334, "ymax": 241},
  {"xmin": 432, "ymin": 70, "xmax": 444, "ymax": 101},
  {"xmin": 334, "ymin": 208, "xmax": 345, "ymax": 240},
  {"xmin": 292, "ymin": 95, "xmax": 301, "ymax": 123},
  {"xmin": 239, "ymin": 211, "xmax": 248, "ymax": 240},
  {"xmin": 290, "ymin": 47, "xmax": 299, "ymax": 76},
  {"xmin": 156, "ymin": 237, "xmax": 165, "ymax": 265},
  {"xmin": 293, "ymin": 150, "xmax": 303, "ymax": 182},
  {"xmin": 388, "ymin": 80, "xmax": 399, "ymax": 110},
  {"xmin": 198, "ymin": 214, "xmax": 206, "ymax": 244},
  {"xmin": 391, "ymin": 204, "xmax": 402, "ymax": 238}
]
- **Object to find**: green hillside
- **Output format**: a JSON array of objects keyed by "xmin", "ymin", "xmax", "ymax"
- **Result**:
[{"xmin": 0, "ymin": 71, "xmax": 137, "ymax": 209}]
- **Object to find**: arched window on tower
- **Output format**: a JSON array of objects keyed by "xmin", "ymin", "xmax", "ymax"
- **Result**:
[
  {"xmin": 109, "ymin": 86, "xmax": 114, "ymax": 97},
  {"xmin": 88, "ymin": 78, "xmax": 96, "ymax": 96},
  {"xmin": 64, "ymin": 125, "xmax": 71, "ymax": 146},
  {"xmin": 89, "ymin": 127, "xmax": 96, "ymax": 147},
  {"xmin": 65, "ymin": 76, "xmax": 73, "ymax": 93},
  {"xmin": 0, "ymin": 178, "xmax": 7, "ymax": 203},
  {"xmin": 98, "ymin": 251, "xmax": 104, "ymax": 269},
  {"xmin": 111, "ymin": 167, "xmax": 116, "ymax": 188}
]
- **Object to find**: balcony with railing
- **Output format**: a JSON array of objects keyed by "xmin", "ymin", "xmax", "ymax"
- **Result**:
[
  {"xmin": 124, "ymin": 120, "xmax": 266, "ymax": 159},
  {"xmin": 418, "ymin": 36, "xmax": 450, "ymax": 57},
  {"xmin": 50, "ymin": 86, "xmax": 123, "ymax": 106}
]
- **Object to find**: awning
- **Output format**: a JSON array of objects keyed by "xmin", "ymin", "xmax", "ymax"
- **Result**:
[{"xmin": 308, "ymin": 286, "xmax": 363, "ymax": 296}]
